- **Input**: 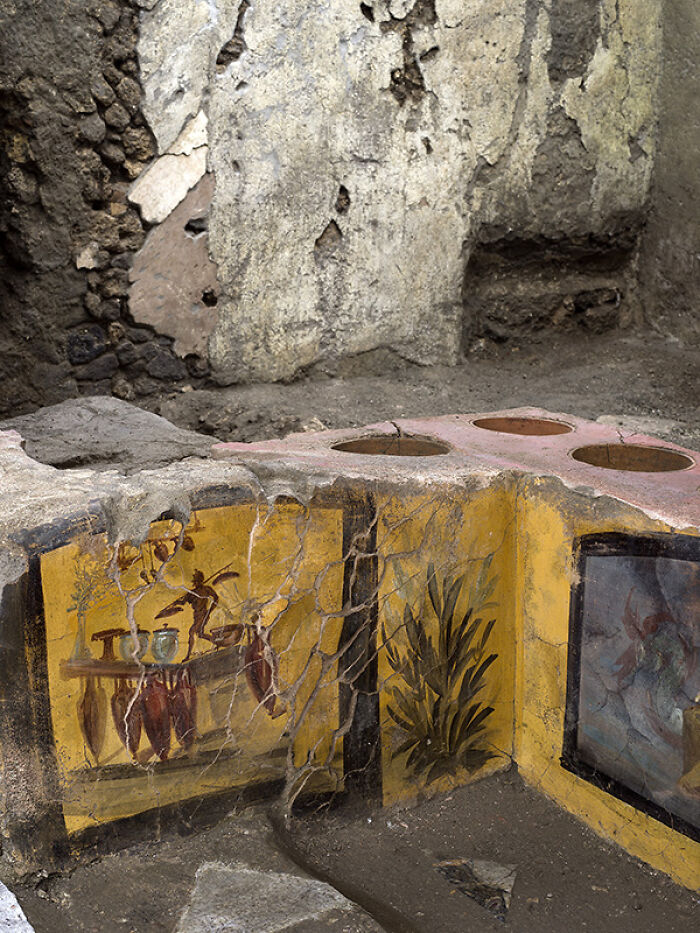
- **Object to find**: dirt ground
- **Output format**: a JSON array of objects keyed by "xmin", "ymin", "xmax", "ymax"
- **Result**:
[
  {"xmin": 10, "ymin": 772, "xmax": 699, "ymax": 933},
  {"xmin": 151, "ymin": 331, "xmax": 700, "ymax": 450},
  {"xmin": 3, "ymin": 329, "xmax": 699, "ymax": 932}
]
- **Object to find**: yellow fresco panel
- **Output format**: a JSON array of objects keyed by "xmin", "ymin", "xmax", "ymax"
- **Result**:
[
  {"xmin": 41, "ymin": 503, "xmax": 343, "ymax": 835},
  {"xmin": 376, "ymin": 484, "xmax": 516, "ymax": 805},
  {"xmin": 516, "ymin": 480, "xmax": 700, "ymax": 890}
]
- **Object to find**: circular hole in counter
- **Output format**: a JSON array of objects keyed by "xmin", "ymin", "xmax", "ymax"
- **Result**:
[
  {"xmin": 570, "ymin": 443, "xmax": 694, "ymax": 472},
  {"xmin": 472, "ymin": 416, "xmax": 573, "ymax": 436},
  {"xmin": 331, "ymin": 435, "xmax": 450, "ymax": 456}
]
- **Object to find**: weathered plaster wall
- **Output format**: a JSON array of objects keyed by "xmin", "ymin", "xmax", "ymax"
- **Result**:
[
  {"xmin": 638, "ymin": 0, "xmax": 700, "ymax": 345},
  {"xmin": 132, "ymin": 0, "xmax": 662, "ymax": 380},
  {"xmin": 0, "ymin": 0, "xmax": 664, "ymax": 411}
]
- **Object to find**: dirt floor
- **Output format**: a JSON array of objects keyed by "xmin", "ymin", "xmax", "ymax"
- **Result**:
[
  {"xmin": 151, "ymin": 332, "xmax": 700, "ymax": 450},
  {"xmin": 3, "ymin": 328, "xmax": 699, "ymax": 932},
  {"xmin": 10, "ymin": 772, "xmax": 699, "ymax": 933}
]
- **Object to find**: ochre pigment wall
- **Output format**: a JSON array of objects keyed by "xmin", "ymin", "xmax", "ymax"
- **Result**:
[
  {"xmin": 515, "ymin": 482, "xmax": 700, "ymax": 891},
  {"xmin": 1, "ymin": 475, "xmax": 514, "ymax": 869},
  {"xmin": 1, "ymin": 1, "xmax": 663, "ymax": 413}
]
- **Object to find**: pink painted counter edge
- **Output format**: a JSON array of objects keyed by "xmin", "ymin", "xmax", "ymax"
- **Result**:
[{"xmin": 212, "ymin": 407, "xmax": 700, "ymax": 528}]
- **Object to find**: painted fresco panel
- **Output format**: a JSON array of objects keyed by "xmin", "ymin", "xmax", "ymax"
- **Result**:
[
  {"xmin": 14, "ymin": 480, "xmax": 516, "ymax": 846},
  {"xmin": 566, "ymin": 535, "xmax": 700, "ymax": 837},
  {"xmin": 40, "ymin": 502, "xmax": 344, "ymax": 834},
  {"xmin": 377, "ymin": 487, "xmax": 515, "ymax": 804}
]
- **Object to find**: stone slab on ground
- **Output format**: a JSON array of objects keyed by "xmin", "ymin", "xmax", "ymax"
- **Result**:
[
  {"xmin": 0, "ymin": 882, "xmax": 33, "ymax": 932},
  {"xmin": 0, "ymin": 397, "xmax": 215, "ymax": 473},
  {"xmin": 8, "ymin": 809, "xmax": 386, "ymax": 933},
  {"xmin": 177, "ymin": 863, "xmax": 383, "ymax": 933}
]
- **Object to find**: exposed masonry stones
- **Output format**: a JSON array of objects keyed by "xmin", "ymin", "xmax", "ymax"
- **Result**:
[{"xmin": 0, "ymin": 0, "xmax": 211, "ymax": 417}]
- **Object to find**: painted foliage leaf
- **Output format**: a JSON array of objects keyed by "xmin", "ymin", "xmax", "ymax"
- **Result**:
[{"xmin": 383, "ymin": 557, "xmax": 498, "ymax": 785}]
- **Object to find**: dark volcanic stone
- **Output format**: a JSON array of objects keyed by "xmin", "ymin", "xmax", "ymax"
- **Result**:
[
  {"xmin": 123, "ymin": 127, "xmax": 155, "ymax": 160},
  {"xmin": 103, "ymin": 64, "xmax": 122, "ymax": 87},
  {"xmin": 133, "ymin": 375, "xmax": 161, "ymax": 396},
  {"xmin": 111, "ymin": 373, "xmax": 135, "ymax": 400},
  {"xmin": 67, "ymin": 325, "xmax": 108, "ymax": 364},
  {"xmin": 115, "ymin": 340, "xmax": 138, "ymax": 366},
  {"xmin": 126, "ymin": 326, "xmax": 153, "ymax": 344},
  {"xmin": 90, "ymin": 74, "xmax": 115, "ymax": 106},
  {"xmin": 78, "ymin": 112, "xmax": 106, "ymax": 144},
  {"xmin": 146, "ymin": 346, "xmax": 188, "ymax": 381},
  {"xmin": 104, "ymin": 101, "xmax": 130, "ymax": 131},
  {"xmin": 116, "ymin": 76, "xmax": 140, "ymax": 114},
  {"xmin": 91, "ymin": 1, "xmax": 120, "ymax": 32},
  {"xmin": 73, "ymin": 351, "xmax": 119, "ymax": 381},
  {"xmin": 186, "ymin": 354, "xmax": 210, "ymax": 379},
  {"xmin": 100, "ymin": 142, "xmax": 125, "ymax": 165}
]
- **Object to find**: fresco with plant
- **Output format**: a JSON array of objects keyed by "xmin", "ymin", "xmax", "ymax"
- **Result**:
[{"xmin": 382, "ymin": 556, "xmax": 499, "ymax": 785}]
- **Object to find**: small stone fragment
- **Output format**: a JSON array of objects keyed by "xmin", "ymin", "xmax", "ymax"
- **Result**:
[
  {"xmin": 84, "ymin": 291, "xmax": 102, "ymax": 317},
  {"xmin": 116, "ymin": 340, "xmax": 138, "ymax": 366},
  {"xmin": 104, "ymin": 101, "xmax": 130, "ymax": 131},
  {"xmin": 78, "ymin": 113, "xmax": 106, "ymax": 144},
  {"xmin": 105, "ymin": 38, "xmax": 131, "ymax": 63},
  {"xmin": 92, "ymin": 0, "xmax": 120, "ymax": 32},
  {"xmin": 123, "ymin": 127, "xmax": 155, "ymax": 161},
  {"xmin": 107, "ymin": 322, "xmax": 126, "ymax": 344},
  {"xmin": 146, "ymin": 346, "xmax": 188, "ymax": 381},
  {"xmin": 435, "ymin": 858, "xmax": 517, "ymax": 922},
  {"xmin": 111, "ymin": 373, "xmax": 135, "ymax": 401},
  {"xmin": 91, "ymin": 74, "xmax": 116, "ymax": 106},
  {"xmin": 128, "ymin": 148, "xmax": 207, "ymax": 224},
  {"xmin": 124, "ymin": 159, "xmax": 149, "ymax": 180},
  {"xmin": 100, "ymin": 142, "xmax": 125, "ymax": 165},
  {"xmin": 67, "ymin": 325, "xmax": 108, "ymax": 365},
  {"xmin": 74, "ymin": 352, "xmax": 119, "ymax": 381},
  {"xmin": 117, "ymin": 76, "xmax": 141, "ymax": 114},
  {"xmin": 103, "ymin": 64, "xmax": 121, "ymax": 87},
  {"xmin": 75, "ymin": 242, "xmax": 101, "ymax": 270},
  {"xmin": 99, "ymin": 269, "xmax": 129, "ymax": 298},
  {"xmin": 6, "ymin": 166, "xmax": 38, "ymax": 204},
  {"xmin": 133, "ymin": 375, "xmax": 160, "ymax": 395}
]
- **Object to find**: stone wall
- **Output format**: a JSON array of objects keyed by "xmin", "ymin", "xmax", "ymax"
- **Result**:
[
  {"xmin": 638, "ymin": 0, "xmax": 700, "ymax": 345},
  {"xmin": 0, "ymin": 0, "xmax": 203, "ymax": 416},
  {"xmin": 0, "ymin": 0, "xmax": 664, "ymax": 414}
]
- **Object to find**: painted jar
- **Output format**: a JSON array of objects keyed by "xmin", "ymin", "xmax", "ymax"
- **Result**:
[
  {"xmin": 151, "ymin": 625, "xmax": 179, "ymax": 663},
  {"xmin": 119, "ymin": 629, "xmax": 149, "ymax": 662}
]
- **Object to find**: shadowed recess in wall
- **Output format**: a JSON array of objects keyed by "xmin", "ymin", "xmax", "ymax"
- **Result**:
[{"xmin": 217, "ymin": 0, "xmax": 250, "ymax": 71}]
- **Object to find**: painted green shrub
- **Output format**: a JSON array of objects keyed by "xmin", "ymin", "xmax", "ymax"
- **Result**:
[{"xmin": 383, "ymin": 557, "xmax": 498, "ymax": 785}]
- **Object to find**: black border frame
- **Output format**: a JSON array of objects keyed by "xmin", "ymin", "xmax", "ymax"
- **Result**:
[{"xmin": 561, "ymin": 531, "xmax": 700, "ymax": 843}]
